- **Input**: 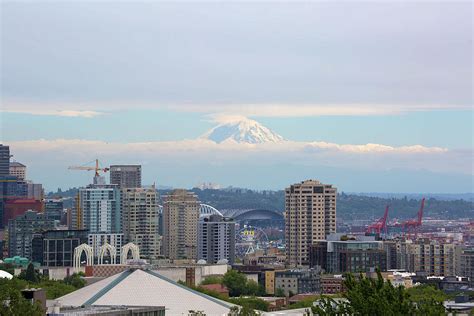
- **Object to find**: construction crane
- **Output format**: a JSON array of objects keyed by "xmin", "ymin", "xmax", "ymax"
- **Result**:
[
  {"xmin": 366, "ymin": 205, "xmax": 389, "ymax": 236},
  {"xmin": 402, "ymin": 198, "xmax": 425, "ymax": 238},
  {"xmin": 68, "ymin": 159, "xmax": 110, "ymax": 177}
]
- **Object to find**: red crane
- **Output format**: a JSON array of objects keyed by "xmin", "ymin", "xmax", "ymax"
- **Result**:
[
  {"xmin": 402, "ymin": 198, "xmax": 425, "ymax": 237},
  {"xmin": 366, "ymin": 205, "xmax": 389, "ymax": 235}
]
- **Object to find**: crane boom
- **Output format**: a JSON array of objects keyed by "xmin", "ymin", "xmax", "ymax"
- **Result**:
[{"xmin": 68, "ymin": 159, "xmax": 109, "ymax": 177}]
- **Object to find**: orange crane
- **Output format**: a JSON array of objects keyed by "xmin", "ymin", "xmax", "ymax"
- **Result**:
[
  {"xmin": 366, "ymin": 205, "xmax": 389, "ymax": 236},
  {"xmin": 68, "ymin": 159, "xmax": 110, "ymax": 177},
  {"xmin": 402, "ymin": 198, "xmax": 425, "ymax": 238}
]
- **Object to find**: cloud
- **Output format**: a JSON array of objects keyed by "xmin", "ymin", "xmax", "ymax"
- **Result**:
[{"xmin": 1, "ymin": 99, "xmax": 470, "ymax": 119}]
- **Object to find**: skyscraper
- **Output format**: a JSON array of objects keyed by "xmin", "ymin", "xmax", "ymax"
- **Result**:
[
  {"xmin": 198, "ymin": 214, "xmax": 236, "ymax": 264},
  {"xmin": 122, "ymin": 187, "xmax": 161, "ymax": 260},
  {"xmin": 285, "ymin": 179, "xmax": 337, "ymax": 266},
  {"xmin": 78, "ymin": 177, "xmax": 121, "ymax": 233},
  {"xmin": 163, "ymin": 189, "xmax": 200, "ymax": 260},
  {"xmin": 109, "ymin": 165, "xmax": 142, "ymax": 188},
  {"xmin": 0, "ymin": 145, "xmax": 10, "ymax": 176},
  {"xmin": 45, "ymin": 199, "xmax": 64, "ymax": 222}
]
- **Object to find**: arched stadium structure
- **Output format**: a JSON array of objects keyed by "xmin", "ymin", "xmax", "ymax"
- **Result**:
[
  {"xmin": 222, "ymin": 209, "xmax": 284, "ymax": 221},
  {"xmin": 157, "ymin": 204, "xmax": 222, "ymax": 217}
]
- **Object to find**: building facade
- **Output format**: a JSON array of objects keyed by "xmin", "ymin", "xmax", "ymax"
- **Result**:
[
  {"xmin": 45, "ymin": 199, "xmax": 64, "ymax": 222},
  {"xmin": 285, "ymin": 180, "xmax": 337, "ymax": 266},
  {"xmin": 32, "ymin": 230, "xmax": 89, "ymax": 267},
  {"xmin": 8, "ymin": 210, "xmax": 56, "ymax": 258},
  {"xmin": 275, "ymin": 268, "xmax": 321, "ymax": 296},
  {"xmin": 2, "ymin": 199, "xmax": 43, "ymax": 228},
  {"xmin": 88, "ymin": 233, "xmax": 124, "ymax": 263},
  {"xmin": 109, "ymin": 165, "xmax": 141, "ymax": 188},
  {"xmin": 0, "ymin": 145, "xmax": 10, "ymax": 176},
  {"xmin": 78, "ymin": 181, "xmax": 121, "ymax": 233},
  {"xmin": 0, "ymin": 176, "xmax": 28, "ymax": 229},
  {"xmin": 9, "ymin": 162, "xmax": 26, "ymax": 180},
  {"xmin": 456, "ymin": 246, "xmax": 474, "ymax": 287},
  {"xmin": 198, "ymin": 214, "xmax": 235, "ymax": 264},
  {"xmin": 27, "ymin": 182, "xmax": 43, "ymax": 200},
  {"xmin": 122, "ymin": 187, "xmax": 161, "ymax": 260},
  {"xmin": 163, "ymin": 189, "xmax": 200, "ymax": 260},
  {"xmin": 310, "ymin": 234, "xmax": 386, "ymax": 274}
]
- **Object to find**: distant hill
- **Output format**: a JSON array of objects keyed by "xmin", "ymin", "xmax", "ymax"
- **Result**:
[{"xmin": 47, "ymin": 187, "xmax": 473, "ymax": 220}]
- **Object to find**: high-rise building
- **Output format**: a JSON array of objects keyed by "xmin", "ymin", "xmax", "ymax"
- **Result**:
[
  {"xmin": 88, "ymin": 233, "xmax": 123, "ymax": 263},
  {"xmin": 45, "ymin": 199, "xmax": 64, "ymax": 222},
  {"xmin": 9, "ymin": 161, "xmax": 26, "ymax": 180},
  {"xmin": 0, "ymin": 145, "xmax": 10, "ymax": 176},
  {"xmin": 109, "ymin": 165, "xmax": 141, "ymax": 188},
  {"xmin": 122, "ymin": 187, "xmax": 161, "ymax": 260},
  {"xmin": 27, "ymin": 182, "xmax": 43, "ymax": 200},
  {"xmin": 8, "ymin": 210, "xmax": 56, "ymax": 258},
  {"xmin": 163, "ymin": 189, "xmax": 200, "ymax": 260},
  {"xmin": 198, "ymin": 214, "xmax": 235, "ymax": 264},
  {"xmin": 285, "ymin": 180, "xmax": 337, "ymax": 266},
  {"xmin": 78, "ymin": 178, "xmax": 121, "ymax": 233},
  {"xmin": 3, "ymin": 199, "xmax": 43, "ymax": 227},
  {"xmin": 0, "ymin": 175, "xmax": 28, "ymax": 229}
]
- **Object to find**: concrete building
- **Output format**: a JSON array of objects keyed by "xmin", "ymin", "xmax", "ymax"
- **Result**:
[
  {"xmin": 45, "ymin": 199, "xmax": 64, "ymax": 222},
  {"xmin": 163, "ymin": 189, "xmax": 200, "ymax": 260},
  {"xmin": 310, "ymin": 234, "xmax": 386, "ymax": 274},
  {"xmin": 275, "ymin": 268, "xmax": 321, "ymax": 296},
  {"xmin": 285, "ymin": 180, "xmax": 337, "ymax": 266},
  {"xmin": 2, "ymin": 199, "xmax": 43, "ymax": 228},
  {"xmin": 9, "ymin": 161, "xmax": 26, "ymax": 180},
  {"xmin": 78, "ymin": 180, "xmax": 121, "ymax": 233},
  {"xmin": 122, "ymin": 187, "xmax": 161, "ymax": 260},
  {"xmin": 8, "ymin": 210, "xmax": 56, "ymax": 258},
  {"xmin": 109, "ymin": 165, "xmax": 141, "ymax": 188},
  {"xmin": 198, "ymin": 214, "xmax": 236, "ymax": 264},
  {"xmin": 32, "ymin": 229, "xmax": 89, "ymax": 267},
  {"xmin": 397, "ymin": 238, "xmax": 455, "ymax": 277},
  {"xmin": 0, "ymin": 176, "xmax": 28, "ymax": 228},
  {"xmin": 456, "ymin": 245, "xmax": 474, "ymax": 287},
  {"xmin": 27, "ymin": 182, "xmax": 43, "ymax": 200},
  {"xmin": 0, "ymin": 144, "xmax": 10, "ymax": 176}
]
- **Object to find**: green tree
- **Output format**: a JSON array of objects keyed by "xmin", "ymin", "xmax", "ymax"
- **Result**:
[
  {"xmin": 228, "ymin": 297, "xmax": 268, "ymax": 313},
  {"xmin": 312, "ymin": 272, "xmax": 446, "ymax": 316},
  {"xmin": 244, "ymin": 280, "xmax": 265, "ymax": 296},
  {"xmin": 0, "ymin": 278, "xmax": 44, "ymax": 315},
  {"xmin": 222, "ymin": 270, "xmax": 248, "ymax": 297},
  {"xmin": 275, "ymin": 288, "xmax": 285, "ymax": 297},
  {"xmin": 200, "ymin": 276, "xmax": 223, "ymax": 285},
  {"xmin": 63, "ymin": 273, "xmax": 86, "ymax": 289},
  {"xmin": 24, "ymin": 263, "xmax": 38, "ymax": 283}
]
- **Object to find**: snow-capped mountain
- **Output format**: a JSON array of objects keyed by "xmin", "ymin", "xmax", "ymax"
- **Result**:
[{"xmin": 202, "ymin": 117, "xmax": 285, "ymax": 144}]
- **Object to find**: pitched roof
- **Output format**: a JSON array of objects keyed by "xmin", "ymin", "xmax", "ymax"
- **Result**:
[{"xmin": 57, "ymin": 269, "xmax": 233, "ymax": 315}]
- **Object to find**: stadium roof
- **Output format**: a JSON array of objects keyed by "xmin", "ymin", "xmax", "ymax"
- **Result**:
[{"xmin": 56, "ymin": 268, "xmax": 233, "ymax": 315}]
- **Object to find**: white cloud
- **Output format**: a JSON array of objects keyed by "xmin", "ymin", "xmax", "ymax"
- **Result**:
[{"xmin": 1, "ymin": 99, "xmax": 470, "ymax": 118}]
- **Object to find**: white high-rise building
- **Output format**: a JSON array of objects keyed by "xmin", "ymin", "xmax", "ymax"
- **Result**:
[
  {"xmin": 78, "ymin": 177, "xmax": 121, "ymax": 233},
  {"xmin": 198, "ymin": 214, "xmax": 235, "ymax": 264},
  {"xmin": 285, "ymin": 179, "xmax": 337, "ymax": 266},
  {"xmin": 9, "ymin": 161, "xmax": 26, "ymax": 180},
  {"xmin": 122, "ymin": 187, "xmax": 161, "ymax": 260}
]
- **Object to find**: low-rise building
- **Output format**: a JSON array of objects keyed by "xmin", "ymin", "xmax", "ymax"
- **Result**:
[
  {"xmin": 275, "ymin": 268, "xmax": 321, "ymax": 296},
  {"xmin": 321, "ymin": 275, "xmax": 345, "ymax": 294}
]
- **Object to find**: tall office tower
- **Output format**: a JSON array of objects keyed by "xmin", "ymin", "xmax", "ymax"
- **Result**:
[
  {"xmin": 0, "ymin": 145, "xmax": 10, "ymax": 176},
  {"xmin": 9, "ymin": 162, "xmax": 26, "ymax": 180},
  {"xmin": 163, "ymin": 189, "xmax": 200, "ymax": 260},
  {"xmin": 8, "ymin": 210, "xmax": 55, "ymax": 258},
  {"xmin": 78, "ymin": 177, "xmax": 121, "ymax": 233},
  {"xmin": 198, "ymin": 214, "xmax": 236, "ymax": 264},
  {"xmin": 109, "ymin": 165, "xmax": 142, "ymax": 188},
  {"xmin": 0, "ymin": 176, "xmax": 29, "ymax": 229},
  {"xmin": 27, "ymin": 182, "xmax": 43, "ymax": 200},
  {"xmin": 45, "ymin": 199, "xmax": 64, "ymax": 222},
  {"xmin": 285, "ymin": 179, "xmax": 337, "ymax": 266},
  {"xmin": 122, "ymin": 187, "xmax": 161, "ymax": 260}
]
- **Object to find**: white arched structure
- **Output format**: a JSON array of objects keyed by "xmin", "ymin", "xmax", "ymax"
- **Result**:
[
  {"xmin": 121, "ymin": 243, "xmax": 140, "ymax": 264},
  {"xmin": 73, "ymin": 244, "xmax": 93, "ymax": 272},
  {"xmin": 199, "ymin": 204, "xmax": 223, "ymax": 217},
  {"xmin": 98, "ymin": 243, "xmax": 117, "ymax": 265}
]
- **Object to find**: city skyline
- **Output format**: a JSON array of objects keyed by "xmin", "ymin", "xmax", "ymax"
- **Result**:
[{"xmin": 1, "ymin": 2, "xmax": 472, "ymax": 193}]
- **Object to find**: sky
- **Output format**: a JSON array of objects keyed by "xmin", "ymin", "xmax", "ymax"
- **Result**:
[{"xmin": 0, "ymin": 1, "xmax": 473, "ymax": 192}]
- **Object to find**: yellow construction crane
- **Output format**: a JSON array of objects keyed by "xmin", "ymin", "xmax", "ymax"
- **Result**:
[{"xmin": 68, "ymin": 159, "xmax": 110, "ymax": 177}]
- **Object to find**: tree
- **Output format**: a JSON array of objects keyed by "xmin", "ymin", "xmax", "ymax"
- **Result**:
[
  {"xmin": 24, "ymin": 263, "xmax": 38, "ymax": 283},
  {"xmin": 275, "ymin": 288, "xmax": 285, "ymax": 297},
  {"xmin": 312, "ymin": 271, "xmax": 446, "ymax": 316},
  {"xmin": 222, "ymin": 270, "xmax": 248, "ymax": 297},
  {"xmin": 244, "ymin": 280, "xmax": 265, "ymax": 296},
  {"xmin": 228, "ymin": 304, "xmax": 262, "ymax": 315},
  {"xmin": 63, "ymin": 273, "xmax": 86, "ymax": 289},
  {"xmin": 200, "ymin": 276, "xmax": 223, "ymax": 285},
  {"xmin": 0, "ymin": 279, "xmax": 44, "ymax": 315}
]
